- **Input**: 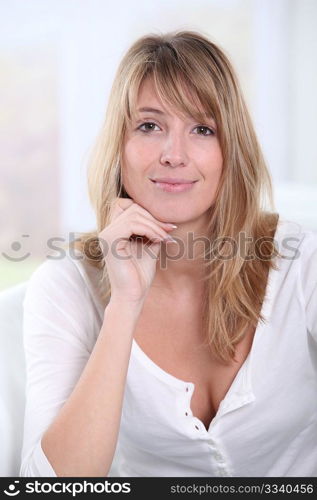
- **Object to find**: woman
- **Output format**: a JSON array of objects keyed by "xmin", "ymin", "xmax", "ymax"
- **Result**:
[{"xmin": 20, "ymin": 30, "xmax": 317, "ymax": 477}]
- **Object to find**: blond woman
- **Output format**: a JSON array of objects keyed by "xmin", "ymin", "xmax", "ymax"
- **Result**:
[{"xmin": 20, "ymin": 31, "xmax": 317, "ymax": 477}]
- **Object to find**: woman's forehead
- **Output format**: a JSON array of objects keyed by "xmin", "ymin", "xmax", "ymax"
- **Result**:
[
  {"xmin": 131, "ymin": 76, "xmax": 215, "ymax": 122},
  {"xmin": 136, "ymin": 75, "xmax": 197, "ymax": 105}
]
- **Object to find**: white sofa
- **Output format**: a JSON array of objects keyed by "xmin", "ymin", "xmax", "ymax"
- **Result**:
[{"xmin": 0, "ymin": 281, "xmax": 28, "ymax": 476}]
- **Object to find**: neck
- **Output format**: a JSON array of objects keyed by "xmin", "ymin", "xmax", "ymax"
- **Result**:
[{"xmin": 152, "ymin": 215, "xmax": 210, "ymax": 295}]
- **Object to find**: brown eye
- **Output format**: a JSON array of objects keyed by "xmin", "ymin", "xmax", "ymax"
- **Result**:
[
  {"xmin": 194, "ymin": 126, "xmax": 214, "ymax": 136},
  {"xmin": 138, "ymin": 122, "xmax": 160, "ymax": 132}
]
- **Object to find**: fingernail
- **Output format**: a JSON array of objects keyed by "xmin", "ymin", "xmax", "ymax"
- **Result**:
[{"xmin": 166, "ymin": 224, "xmax": 177, "ymax": 228}]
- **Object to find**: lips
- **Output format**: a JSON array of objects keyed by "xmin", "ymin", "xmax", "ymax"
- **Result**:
[
  {"xmin": 150, "ymin": 178, "xmax": 197, "ymax": 193},
  {"xmin": 151, "ymin": 177, "xmax": 197, "ymax": 184}
]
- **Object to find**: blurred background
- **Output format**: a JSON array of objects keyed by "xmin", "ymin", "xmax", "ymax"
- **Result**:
[{"xmin": 0, "ymin": 0, "xmax": 316, "ymax": 291}]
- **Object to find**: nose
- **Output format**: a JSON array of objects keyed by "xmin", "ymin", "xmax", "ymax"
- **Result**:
[{"xmin": 159, "ymin": 130, "xmax": 188, "ymax": 168}]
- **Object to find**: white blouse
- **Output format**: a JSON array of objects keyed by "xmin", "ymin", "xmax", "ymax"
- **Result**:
[{"xmin": 19, "ymin": 218, "xmax": 317, "ymax": 477}]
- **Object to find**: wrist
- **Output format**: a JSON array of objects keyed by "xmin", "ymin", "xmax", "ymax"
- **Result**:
[{"xmin": 105, "ymin": 296, "xmax": 145, "ymax": 318}]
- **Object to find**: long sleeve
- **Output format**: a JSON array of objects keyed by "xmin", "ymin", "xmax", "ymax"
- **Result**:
[
  {"xmin": 19, "ymin": 253, "xmax": 103, "ymax": 477},
  {"xmin": 299, "ymin": 230, "xmax": 317, "ymax": 343}
]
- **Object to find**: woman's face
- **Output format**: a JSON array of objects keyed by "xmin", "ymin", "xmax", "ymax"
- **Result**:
[{"xmin": 121, "ymin": 77, "xmax": 223, "ymax": 225}]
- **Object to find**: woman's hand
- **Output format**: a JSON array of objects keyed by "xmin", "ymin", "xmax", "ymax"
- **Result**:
[{"xmin": 98, "ymin": 198, "xmax": 176, "ymax": 305}]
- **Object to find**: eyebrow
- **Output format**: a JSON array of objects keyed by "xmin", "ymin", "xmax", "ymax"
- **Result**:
[
  {"xmin": 137, "ymin": 107, "xmax": 165, "ymax": 114},
  {"xmin": 137, "ymin": 106, "xmax": 215, "ymax": 121}
]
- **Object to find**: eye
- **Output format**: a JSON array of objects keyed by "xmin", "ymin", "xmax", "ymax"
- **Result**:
[
  {"xmin": 137, "ymin": 122, "xmax": 160, "ymax": 133},
  {"xmin": 193, "ymin": 125, "xmax": 215, "ymax": 136}
]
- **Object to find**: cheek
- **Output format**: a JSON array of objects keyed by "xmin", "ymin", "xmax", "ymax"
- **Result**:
[
  {"xmin": 121, "ymin": 142, "xmax": 141, "ymax": 184},
  {"xmin": 123, "ymin": 141, "xmax": 140, "ymax": 168},
  {"xmin": 124, "ymin": 138, "xmax": 157, "ymax": 165},
  {"xmin": 198, "ymin": 144, "xmax": 223, "ymax": 179},
  {"xmin": 121, "ymin": 141, "xmax": 152, "ymax": 192}
]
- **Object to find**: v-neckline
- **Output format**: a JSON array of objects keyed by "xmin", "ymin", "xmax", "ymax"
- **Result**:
[{"xmin": 132, "ymin": 218, "xmax": 282, "ymax": 432}]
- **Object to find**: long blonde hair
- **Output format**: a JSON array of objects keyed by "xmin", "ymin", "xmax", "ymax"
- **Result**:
[{"xmin": 71, "ymin": 30, "xmax": 279, "ymax": 364}]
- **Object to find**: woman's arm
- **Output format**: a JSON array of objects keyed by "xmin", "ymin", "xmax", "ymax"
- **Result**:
[
  {"xmin": 41, "ymin": 299, "xmax": 142, "ymax": 477},
  {"xmin": 300, "ymin": 232, "xmax": 317, "ymax": 343},
  {"xmin": 20, "ymin": 199, "xmax": 172, "ymax": 477},
  {"xmin": 19, "ymin": 254, "xmax": 143, "ymax": 478}
]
